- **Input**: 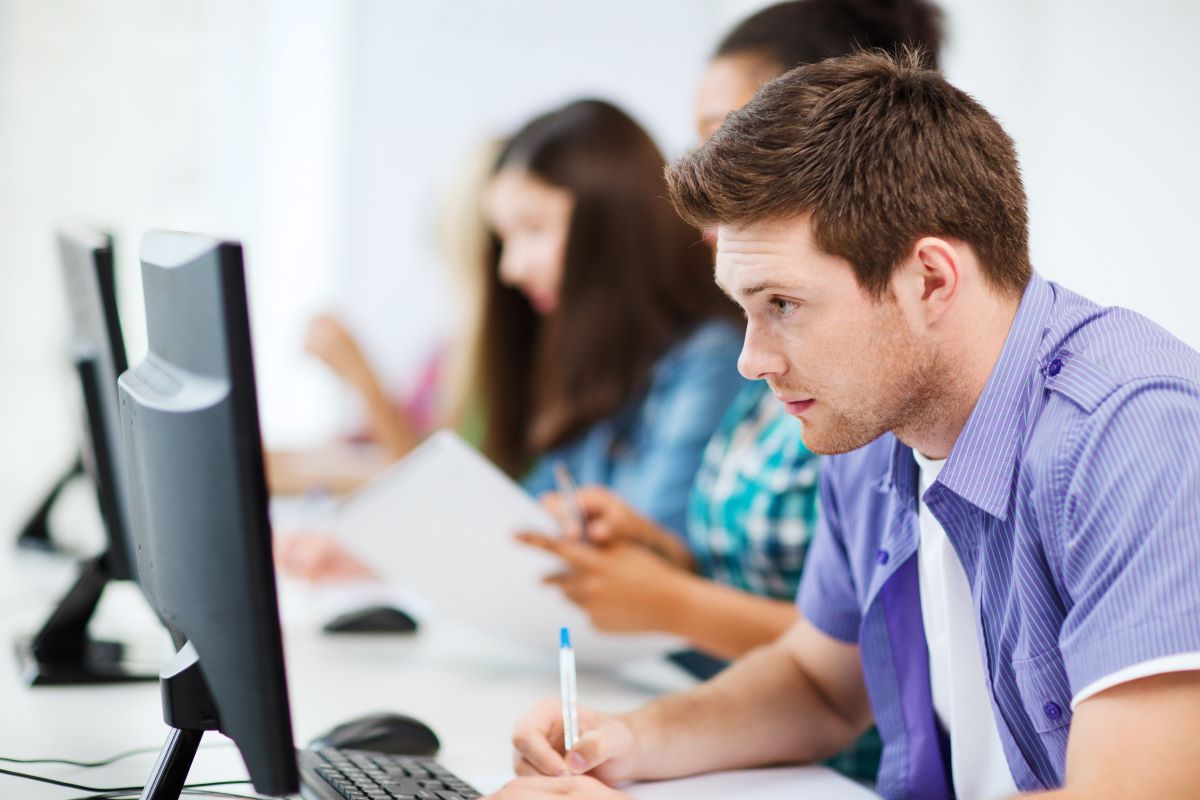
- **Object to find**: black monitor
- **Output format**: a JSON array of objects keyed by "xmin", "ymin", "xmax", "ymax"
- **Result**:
[
  {"xmin": 13, "ymin": 230, "xmax": 158, "ymax": 686},
  {"xmin": 117, "ymin": 231, "xmax": 298, "ymax": 798}
]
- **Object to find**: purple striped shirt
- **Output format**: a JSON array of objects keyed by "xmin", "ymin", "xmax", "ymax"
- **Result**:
[{"xmin": 798, "ymin": 273, "xmax": 1200, "ymax": 798}]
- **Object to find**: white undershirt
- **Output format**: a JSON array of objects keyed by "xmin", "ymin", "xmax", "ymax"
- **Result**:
[
  {"xmin": 914, "ymin": 452, "xmax": 1020, "ymax": 800},
  {"xmin": 913, "ymin": 451, "xmax": 1200, "ymax": 799}
]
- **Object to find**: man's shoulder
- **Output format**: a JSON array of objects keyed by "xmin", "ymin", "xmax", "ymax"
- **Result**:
[{"xmin": 1043, "ymin": 283, "xmax": 1200, "ymax": 415}]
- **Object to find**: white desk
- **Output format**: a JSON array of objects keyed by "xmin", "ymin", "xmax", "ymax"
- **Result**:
[{"xmin": 0, "ymin": 545, "xmax": 878, "ymax": 799}]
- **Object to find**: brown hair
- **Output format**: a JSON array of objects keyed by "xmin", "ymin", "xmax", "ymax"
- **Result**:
[
  {"xmin": 716, "ymin": 0, "xmax": 943, "ymax": 71},
  {"xmin": 481, "ymin": 100, "xmax": 739, "ymax": 476},
  {"xmin": 667, "ymin": 50, "xmax": 1032, "ymax": 298}
]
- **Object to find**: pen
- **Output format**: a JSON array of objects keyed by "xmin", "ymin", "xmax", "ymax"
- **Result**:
[
  {"xmin": 553, "ymin": 461, "xmax": 589, "ymax": 541},
  {"xmin": 559, "ymin": 627, "xmax": 580, "ymax": 752}
]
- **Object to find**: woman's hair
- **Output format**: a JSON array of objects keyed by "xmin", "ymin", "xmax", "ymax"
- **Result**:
[
  {"xmin": 479, "ymin": 99, "xmax": 738, "ymax": 476},
  {"xmin": 715, "ymin": 0, "xmax": 944, "ymax": 71}
]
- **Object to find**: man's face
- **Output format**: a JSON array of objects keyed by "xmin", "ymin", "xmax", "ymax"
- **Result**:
[{"xmin": 715, "ymin": 215, "xmax": 939, "ymax": 454}]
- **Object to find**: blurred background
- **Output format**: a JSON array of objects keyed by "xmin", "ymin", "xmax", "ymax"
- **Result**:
[{"xmin": 2, "ymin": 0, "xmax": 1198, "ymax": 527}]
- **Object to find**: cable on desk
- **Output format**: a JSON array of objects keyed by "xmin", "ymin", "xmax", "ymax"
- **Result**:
[
  {"xmin": 0, "ymin": 740, "xmax": 234, "ymax": 769},
  {"xmin": 67, "ymin": 790, "xmax": 271, "ymax": 800},
  {"xmin": 0, "ymin": 745, "xmax": 160, "ymax": 768},
  {"xmin": 0, "ymin": 765, "xmax": 255, "ymax": 794}
]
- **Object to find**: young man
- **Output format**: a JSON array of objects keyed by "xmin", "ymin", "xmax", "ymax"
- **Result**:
[{"xmin": 485, "ymin": 51, "xmax": 1200, "ymax": 800}]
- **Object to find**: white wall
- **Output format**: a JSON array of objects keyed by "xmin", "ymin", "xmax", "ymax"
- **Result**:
[
  {"xmin": 936, "ymin": 0, "xmax": 1200, "ymax": 350},
  {"xmin": 0, "ymin": 0, "xmax": 355, "ymax": 515}
]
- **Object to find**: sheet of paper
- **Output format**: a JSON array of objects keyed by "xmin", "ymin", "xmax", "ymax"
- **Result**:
[
  {"xmin": 331, "ymin": 430, "xmax": 683, "ymax": 665},
  {"xmin": 626, "ymin": 766, "xmax": 881, "ymax": 799}
]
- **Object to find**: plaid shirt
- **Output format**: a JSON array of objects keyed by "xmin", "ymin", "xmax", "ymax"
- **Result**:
[
  {"xmin": 687, "ymin": 381, "xmax": 818, "ymax": 598},
  {"xmin": 686, "ymin": 381, "xmax": 882, "ymax": 783}
]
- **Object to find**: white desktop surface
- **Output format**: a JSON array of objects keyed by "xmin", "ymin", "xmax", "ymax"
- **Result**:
[{"xmin": 0, "ymin": 543, "xmax": 878, "ymax": 799}]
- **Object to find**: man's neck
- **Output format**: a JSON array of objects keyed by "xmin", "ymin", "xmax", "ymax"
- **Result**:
[{"xmin": 897, "ymin": 292, "xmax": 1022, "ymax": 460}]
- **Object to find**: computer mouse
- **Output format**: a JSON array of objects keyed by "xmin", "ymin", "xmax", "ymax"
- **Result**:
[
  {"xmin": 322, "ymin": 605, "xmax": 418, "ymax": 634},
  {"xmin": 310, "ymin": 712, "xmax": 441, "ymax": 756}
]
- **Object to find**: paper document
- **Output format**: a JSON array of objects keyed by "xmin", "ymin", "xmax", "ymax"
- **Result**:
[
  {"xmin": 626, "ymin": 766, "xmax": 881, "ymax": 799},
  {"xmin": 331, "ymin": 430, "xmax": 683, "ymax": 665}
]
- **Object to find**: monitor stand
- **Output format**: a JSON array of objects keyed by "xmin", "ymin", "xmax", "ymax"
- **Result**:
[
  {"xmin": 13, "ymin": 553, "xmax": 157, "ymax": 686},
  {"xmin": 15, "ymin": 456, "xmax": 84, "ymax": 554},
  {"xmin": 140, "ymin": 642, "xmax": 221, "ymax": 800}
]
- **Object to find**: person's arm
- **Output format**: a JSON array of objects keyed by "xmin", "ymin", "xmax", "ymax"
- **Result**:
[
  {"xmin": 519, "ymin": 532, "xmax": 796, "ymax": 659},
  {"xmin": 1020, "ymin": 671, "xmax": 1200, "ymax": 799},
  {"xmin": 305, "ymin": 314, "xmax": 421, "ymax": 457},
  {"xmin": 661, "ymin": 573, "xmax": 798, "ymax": 659},
  {"xmin": 509, "ymin": 616, "xmax": 873, "ymax": 786}
]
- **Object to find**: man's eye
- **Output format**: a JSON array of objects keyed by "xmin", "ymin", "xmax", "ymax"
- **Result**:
[{"xmin": 770, "ymin": 297, "xmax": 798, "ymax": 315}]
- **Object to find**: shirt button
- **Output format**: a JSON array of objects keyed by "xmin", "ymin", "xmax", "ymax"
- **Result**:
[
  {"xmin": 1043, "ymin": 701, "xmax": 1063, "ymax": 721},
  {"xmin": 1047, "ymin": 358, "xmax": 1063, "ymax": 377},
  {"xmin": 876, "ymin": 548, "xmax": 890, "ymax": 565}
]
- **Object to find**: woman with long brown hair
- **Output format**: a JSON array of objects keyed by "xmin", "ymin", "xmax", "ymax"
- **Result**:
[{"xmin": 481, "ymin": 99, "xmax": 745, "ymax": 534}]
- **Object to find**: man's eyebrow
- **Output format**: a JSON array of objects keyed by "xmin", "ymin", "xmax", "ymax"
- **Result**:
[
  {"xmin": 713, "ymin": 275, "xmax": 789, "ymax": 300},
  {"xmin": 743, "ymin": 281, "xmax": 787, "ymax": 296}
]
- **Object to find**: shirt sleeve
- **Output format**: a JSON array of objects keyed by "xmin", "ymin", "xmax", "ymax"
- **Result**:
[
  {"xmin": 797, "ymin": 458, "xmax": 863, "ymax": 643},
  {"xmin": 1057, "ymin": 378, "xmax": 1200, "ymax": 695},
  {"xmin": 610, "ymin": 324, "xmax": 747, "ymax": 536},
  {"xmin": 1072, "ymin": 653, "xmax": 1200, "ymax": 708}
]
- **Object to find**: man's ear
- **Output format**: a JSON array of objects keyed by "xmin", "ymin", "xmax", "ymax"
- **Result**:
[{"xmin": 893, "ymin": 236, "xmax": 962, "ymax": 326}]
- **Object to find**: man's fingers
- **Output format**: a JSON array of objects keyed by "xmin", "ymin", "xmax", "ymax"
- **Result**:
[
  {"xmin": 564, "ymin": 725, "xmax": 627, "ymax": 776},
  {"xmin": 511, "ymin": 701, "xmax": 569, "ymax": 777},
  {"xmin": 513, "ymin": 754, "xmax": 552, "ymax": 777}
]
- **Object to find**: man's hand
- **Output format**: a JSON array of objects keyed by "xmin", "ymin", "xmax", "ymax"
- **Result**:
[
  {"xmin": 539, "ymin": 487, "xmax": 695, "ymax": 570},
  {"xmin": 516, "ymin": 533, "xmax": 690, "ymax": 633},
  {"xmin": 511, "ymin": 698, "xmax": 640, "ymax": 786},
  {"xmin": 485, "ymin": 775, "xmax": 630, "ymax": 799}
]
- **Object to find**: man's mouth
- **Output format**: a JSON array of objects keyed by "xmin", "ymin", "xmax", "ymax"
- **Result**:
[{"xmin": 778, "ymin": 396, "xmax": 816, "ymax": 416}]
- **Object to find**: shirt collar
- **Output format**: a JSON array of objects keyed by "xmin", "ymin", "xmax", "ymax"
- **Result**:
[
  {"xmin": 880, "ymin": 275, "xmax": 1054, "ymax": 520},
  {"xmin": 936, "ymin": 273, "xmax": 1055, "ymax": 520}
]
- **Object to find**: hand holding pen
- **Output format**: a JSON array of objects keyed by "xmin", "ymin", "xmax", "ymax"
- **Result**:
[
  {"xmin": 536, "ymin": 484, "xmax": 696, "ymax": 570},
  {"xmin": 504, "ymin": 630, "xmax": 639, "ymax": 783},
  {"xmin": 553, "ymin": 461, "xmax": 590, "ymax": 542}
]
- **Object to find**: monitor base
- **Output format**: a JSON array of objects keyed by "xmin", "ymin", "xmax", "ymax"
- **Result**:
[
  {"xmin": 14, "ymin": 636, "xmax": 157, "ymax": 686},
  {"xmin": 15, "ymin": 456, "xmax": 84, "ymax": 554}
]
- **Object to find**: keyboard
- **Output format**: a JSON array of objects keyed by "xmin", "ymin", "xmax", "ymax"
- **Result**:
[{"xmin": 300, "ymin": 747, "xmax": 483, "ymax": 800}]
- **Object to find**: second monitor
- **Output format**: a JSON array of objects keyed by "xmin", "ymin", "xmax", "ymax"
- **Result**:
[{"xmin": 118, "ymin": 230, "xmax": 481, "ymax": 799}]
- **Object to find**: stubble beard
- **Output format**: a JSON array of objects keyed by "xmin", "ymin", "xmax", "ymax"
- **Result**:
[{"xmin": 798, "ymin": 315, "xmax": 947, "ymax": 456}]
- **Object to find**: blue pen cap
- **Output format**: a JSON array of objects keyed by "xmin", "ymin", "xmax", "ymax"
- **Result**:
[{"xmin": 560, "ymin": 627, "xmax": 571, "ymax": 648}]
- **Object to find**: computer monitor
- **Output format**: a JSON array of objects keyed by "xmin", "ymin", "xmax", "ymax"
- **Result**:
[
  {"xmin": 13, "ymin": 230, "xmax": 157, "ymax": 686},
  {"xmin": 117, "ymin": 231, "xmax": 298, "ymax": 798}
]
